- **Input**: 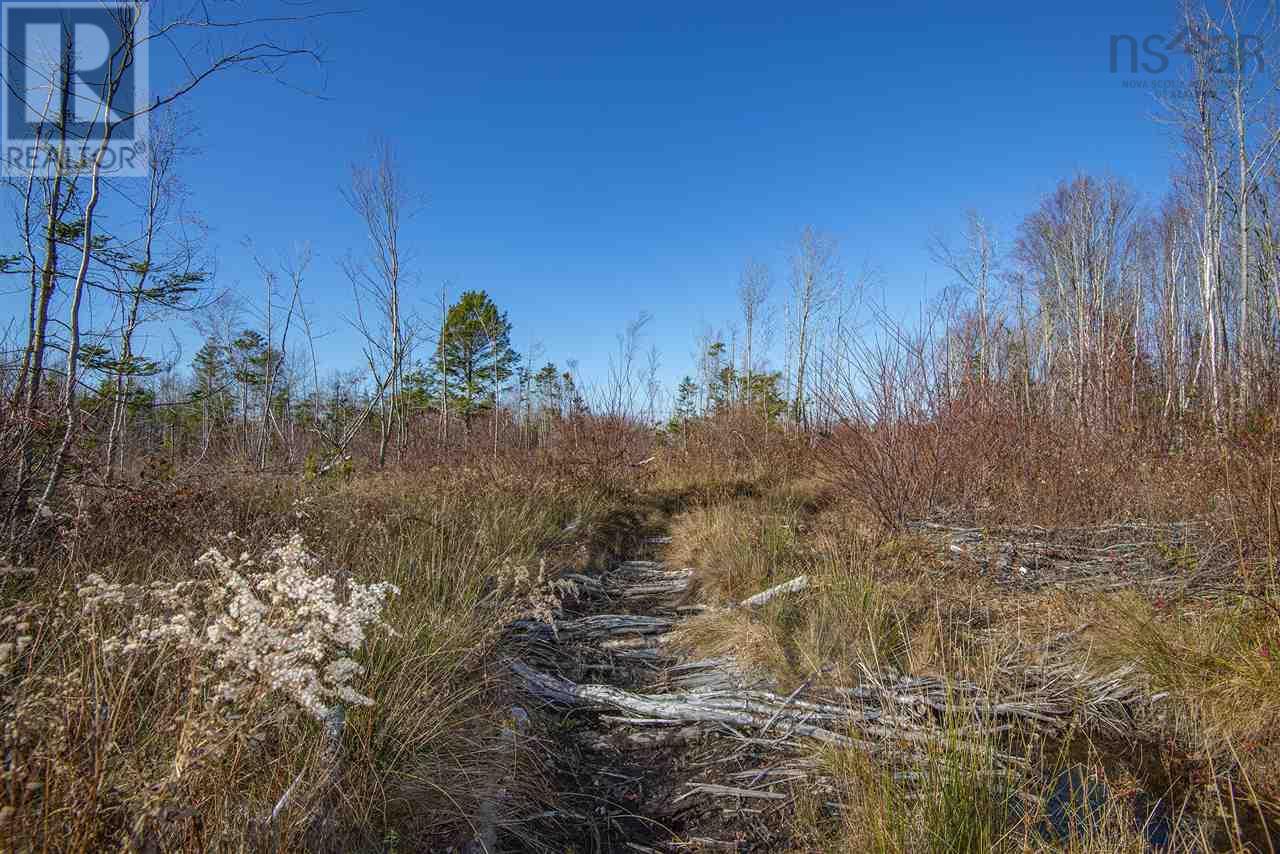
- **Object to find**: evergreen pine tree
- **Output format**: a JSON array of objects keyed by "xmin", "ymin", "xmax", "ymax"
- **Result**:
[{"xmin": 436, "ymin": 290, "xmax": 519, "ymax": 427}]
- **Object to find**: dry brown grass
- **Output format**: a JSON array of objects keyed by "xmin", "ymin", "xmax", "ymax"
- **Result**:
[
  {"xmin": 8, "ymin": 400, "xmax": 1280, "ymax": 851},
  {"xmin": 797, "ymin": 732, "xmax": 1208, "ymax": 854},
  {"xmin": 0, "ymin": 460, "xmax": 613, "ymax": 852},
  {"xmin": 650, "ymin": 413, "xmax": 809, "ymax": 508},
  {"xmin": 666, "ymin": 485, "xmax": 1009, "ymax": 687},
  {"xmin": 663, "ymin": 443, "xmax": 1280, "ymax": 850},
  {"xmin": 1089, "ymin": 593, "xmax": 1280, "ymax": 812},
  {"xmin": 665, "ymin": 490, "xmax": 811, "ymax": 604}
]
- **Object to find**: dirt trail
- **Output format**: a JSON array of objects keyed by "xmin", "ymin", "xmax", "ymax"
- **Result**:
[{"xmin": 500, "ymin": 520, "xmax": 811, "ymax": 852}]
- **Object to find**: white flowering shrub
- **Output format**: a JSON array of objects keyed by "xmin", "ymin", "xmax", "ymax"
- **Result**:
[{"xmin": 79, "ymin": 534, "xmax": 398, "ymax": 720}]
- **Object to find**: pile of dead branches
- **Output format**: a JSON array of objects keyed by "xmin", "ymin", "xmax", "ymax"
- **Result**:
[
  {"xmin": 507, "ymin": 563, "xmax": 1151, "ymax": 780},
  {"xmin": 911, "ymin": 520, "xmax": 1234, "ymax": 594}
]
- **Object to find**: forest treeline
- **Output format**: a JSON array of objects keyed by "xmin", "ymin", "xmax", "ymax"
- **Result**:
[{"xmin": 4, "ymin": 0, "xmax": 1280, "ymax": 543}]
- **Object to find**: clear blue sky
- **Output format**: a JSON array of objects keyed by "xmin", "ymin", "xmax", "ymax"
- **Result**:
[{"xmin": 9, "ymin": 0, "xmax": 1191, "ymax": 396}]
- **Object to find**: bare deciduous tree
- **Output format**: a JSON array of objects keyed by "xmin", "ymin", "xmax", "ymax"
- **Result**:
[
  {"xmin": 343, "ymin": 140, "xmax": 419, "ymax": 467},
  {"xmin": 788, "ymin": 226, "xmax": 841, "ymax": 428},
  {"xmin": 104, "ymin": 110, "xmax": 206, "ymax": 481},
  {"xmin": 930, "ymin": 211, "xmax": 998, "ymax": 385},
  {"xmin": 607, "ymin": 312, "xmax": 652, "ymax": 418},
  {"xmin": 737, "ymin": 258, "xmax": 770, "ymax": 412},
  {"xmin": 6, "ymin": 1, "xmax": 325, "ymax": 540}
]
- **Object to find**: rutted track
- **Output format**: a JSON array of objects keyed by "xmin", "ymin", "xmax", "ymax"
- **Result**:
[{"xmin": 499, "ymin": 541, "xmax": 810, "ymax": 851}]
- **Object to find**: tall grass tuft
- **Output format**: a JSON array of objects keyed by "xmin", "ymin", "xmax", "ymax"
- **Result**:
[{"xmin": 0, "ymin": 462, "xmax": 609, "ymax": 851}]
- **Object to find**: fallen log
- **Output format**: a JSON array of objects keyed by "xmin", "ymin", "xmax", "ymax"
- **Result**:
[
  {"xmin": 674, "ymin": 783, "xmax": 789, "ymax": 803},
  {"xmin": 508, "ymin": 660, "xmax": 858, "ymax": 746},
  {"xmin": 577, "ymin": 724, "xmax": 705, "ymax": 752},
  {"xmin": 740, "ymin": 576, "xmax": 809, "ymax": 608}
]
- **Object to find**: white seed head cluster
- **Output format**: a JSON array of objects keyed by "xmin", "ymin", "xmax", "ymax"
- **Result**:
[
  {"xmin": 79, "ymin": 534, "xmax": 398, "ymax": 720},
  {"xmin": 0, "ymin": 607, "xmax": 36, "ymax": 679},
  {"xmin": 493, "ymin": 557, "xmax": 563, "ymax": 630}
]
